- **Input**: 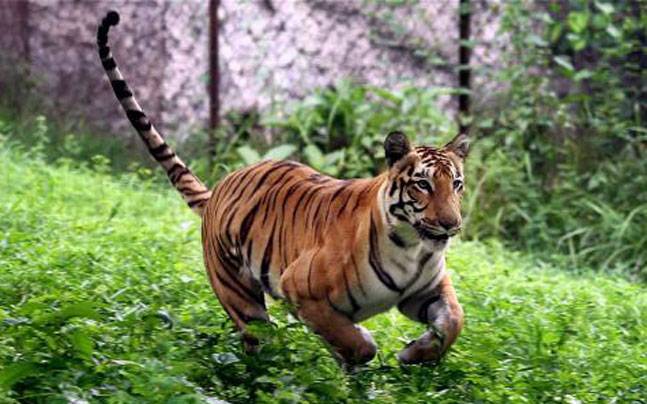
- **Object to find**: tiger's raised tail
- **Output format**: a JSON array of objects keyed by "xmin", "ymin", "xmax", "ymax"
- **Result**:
[{"xmin": 97, "ymin": 11, "xmax": 212, "ymax": 216}]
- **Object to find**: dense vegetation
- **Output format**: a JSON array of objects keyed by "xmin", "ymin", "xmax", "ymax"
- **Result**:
[{"xmin": 1, "ymin": 143, "xmax": 644, "ymax": 402}]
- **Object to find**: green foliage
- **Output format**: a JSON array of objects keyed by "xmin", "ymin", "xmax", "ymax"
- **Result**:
[
  {"xmin": 0, "ymin": 109, "xmax": 152, "ymax": 176},
  {"xmin": 263, "ymin": 82, "xmax": 457, "ymax": 178},
  {"xmin": 466, "ymin": 0, "xmax": 646, "ymax": 279},
  {"xmin": 1, "ymin": 138, "xmax": 645, "ymax": 402},
  {"xmin": 184, "ymin": 82, "xmax": 457, "ymax": 182}
]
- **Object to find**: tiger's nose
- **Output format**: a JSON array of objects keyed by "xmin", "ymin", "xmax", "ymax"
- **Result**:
[{"xmin": 438, "ymin": 218, "xmax": 461, "ymax": 232}]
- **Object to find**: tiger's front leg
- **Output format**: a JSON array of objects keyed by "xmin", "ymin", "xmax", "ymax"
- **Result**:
[
  {"xmin": 279, "ymin": 250, "xmax": 377, "ymax": 365},
  {"xmin": 397, "ymin": 274, "xmax": 464, "ymax": 364}
]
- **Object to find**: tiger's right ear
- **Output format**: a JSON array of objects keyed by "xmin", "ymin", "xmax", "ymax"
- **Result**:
[{"xmin": 384, "ymin": 131, "xmax": 411, "ymax": 167}]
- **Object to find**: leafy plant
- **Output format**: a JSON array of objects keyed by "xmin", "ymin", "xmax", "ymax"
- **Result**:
[{"xmin": 0, "ymin": 145, "xmax": 644, "ymax": 402}]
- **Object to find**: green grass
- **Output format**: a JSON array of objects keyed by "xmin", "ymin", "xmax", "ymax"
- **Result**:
[{"xmin": 0, "ymin": 147, "xmax": 645, "ymax": 403}]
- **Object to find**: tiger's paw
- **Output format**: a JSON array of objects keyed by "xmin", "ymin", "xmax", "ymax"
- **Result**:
[
  {"xmin": 333, "ymin": 325, "xmax": 377, "ymax": 366},
  {"xmin": 397, "ymin": 330, "xmax": 445, "ymax": 365},
  {"xmin": 242, "ymin": 334, "xmax": 261, "ymax": 354}
]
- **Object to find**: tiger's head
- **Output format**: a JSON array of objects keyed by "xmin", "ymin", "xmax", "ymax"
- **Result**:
[{"xmin": 382, "ymin": 131, "xmax": 469, "ymax": 249}]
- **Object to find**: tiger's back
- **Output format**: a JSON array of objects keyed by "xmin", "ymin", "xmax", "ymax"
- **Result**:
[{"xmin": 203, "ymin": 160, "xmax": 381, "ymax": 300}]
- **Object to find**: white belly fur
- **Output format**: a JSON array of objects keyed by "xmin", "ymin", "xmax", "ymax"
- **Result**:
[{"xmin": 351, "ymin": 237, "xmax": 447, "ymax": 322}]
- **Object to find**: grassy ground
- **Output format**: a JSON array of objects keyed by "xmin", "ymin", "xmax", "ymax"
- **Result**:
[{"xmin": 0, "ymin": 147, "xmax": 645, "ymax": 403}]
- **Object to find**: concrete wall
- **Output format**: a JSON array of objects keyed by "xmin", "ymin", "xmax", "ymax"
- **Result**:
[{"xmin": 0, "ymin": 0, "xmax": 506, "ymax": 140}]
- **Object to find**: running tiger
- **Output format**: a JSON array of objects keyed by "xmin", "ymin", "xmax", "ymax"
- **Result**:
[{"xmin": 97, "ymin": 11, "xmax": 467, "ymax": 365}]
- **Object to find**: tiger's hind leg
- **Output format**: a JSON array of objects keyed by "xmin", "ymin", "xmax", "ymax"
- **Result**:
[
  {"xmin": 203, "ymin": 237, "xmax": 269, "ymax": 353},
  {"xmin": 396, "ymin": 274, "xmax": 464, "ymax": 364}
]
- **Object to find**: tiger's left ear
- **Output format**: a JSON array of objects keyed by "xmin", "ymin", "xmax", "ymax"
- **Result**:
[
  {"xmin": 443, "ymin": 134, "xmax": 470, "ymax": 160},
  {"xmin": 384, "ymin": 131, "xmax": 412, "ymax": 167}
]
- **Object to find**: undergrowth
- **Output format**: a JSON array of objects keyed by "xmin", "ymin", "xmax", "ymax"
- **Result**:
[{"xmin": 0, "ymin": 142, "xmax": 644, "ymax": 403}]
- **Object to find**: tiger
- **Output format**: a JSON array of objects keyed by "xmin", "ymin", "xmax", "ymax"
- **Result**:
[{"xmin": 98, "ymin": 11, "xmax": 468, "ymax": 365}]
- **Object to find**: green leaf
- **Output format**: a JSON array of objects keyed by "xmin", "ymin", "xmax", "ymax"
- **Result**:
[
  {"xmin": 567, "ymin": 33, "xmax": 587, "ymax": 51},
  {"xmin": 595, "ymin": 1, "xmax": 614, "ymax": 14},
  {"xmin": 527, "ymin": 34, "xmax": 548, "ymax": 47},
  {"xmin": 573, "ymin": 70, "xmax": 593, "ymax": 81},
  {"xmin": 212, "ymin": 352, "xmax": 239, "ymax": 365},
  {"xmin": 592, "ymin": 14, "xmax": 610, "ymax": 29},
  {"xmin": 0, "ymin": 362, "xmax": 37, "ymax": 389},
  {"xmin": 262, "ymin": 144, "xmax": 297, "ymax": 161},
  {"xmin": 324, "ymin": 150, "xmax": 344, "ymax": 165},
  {"xmin": 69, "ymin": 330, "xmax": 94, "ymax": 360},
  {"xmin": 567, "ymin": 12, "xmax": 588, "ymax": 34},
  {"xmin": 303, "ymin": 144, "xmax": 325, "ymax": 169},
  {"xmin": 53, "ymin": 302, "xmax": 100, "ymax": 323},
  {"xmin": 549, "ymin": 24, "xmax": 562, "ymax": 43},
  {"xmin": 236, "ymin": 145, "xmax": 261, "ymax": 165},
  {"xmin": 553, "ymin": 56, "xmax": 574, "ymax": 72},
  {"xmin": 606, "ymin": 25, "xmax": 621, "ymax": 39}
]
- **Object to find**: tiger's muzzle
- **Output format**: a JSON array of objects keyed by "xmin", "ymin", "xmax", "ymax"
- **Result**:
[{"xmin": 414, "ymin": 221, "xmax": 461, "ymax": 242}]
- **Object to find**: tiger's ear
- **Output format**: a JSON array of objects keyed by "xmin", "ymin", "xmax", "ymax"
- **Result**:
[
  {"xmin": 384, "ymin": 131, "xmax": 412, "ymax": 167},
  {"xmin": 444, "ymin": 133, "xmax": 470, "ymax": 160}
]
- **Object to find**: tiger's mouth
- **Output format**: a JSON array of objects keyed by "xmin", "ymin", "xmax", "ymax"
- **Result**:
[{"xmin": 414, "ymin": 224, "xmax": 452, "ymax": 242}]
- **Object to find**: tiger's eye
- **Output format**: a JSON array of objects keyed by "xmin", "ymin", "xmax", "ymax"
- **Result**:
[
  {"xmin": 416, "ymin": 180, "xmax": 432, "ymax": 193},
  {"xmin": 453, "ymin": 179, "xmax": 463, "ymax": 190}
]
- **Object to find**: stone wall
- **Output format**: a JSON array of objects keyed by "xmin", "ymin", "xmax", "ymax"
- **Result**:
[{"xmin": 0, "ymin": 0, "xmax": 505, "ymax": 141}]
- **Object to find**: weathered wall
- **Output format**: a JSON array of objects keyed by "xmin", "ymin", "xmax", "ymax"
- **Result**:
[{"xmin": 0, "ymin": 0, "xmax": 505, "ymax": 141}]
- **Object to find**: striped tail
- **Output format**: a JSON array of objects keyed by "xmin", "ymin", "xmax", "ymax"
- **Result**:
[{"xmin": 97, "ymin": 11, "xmax": 212, "ymax": 217}]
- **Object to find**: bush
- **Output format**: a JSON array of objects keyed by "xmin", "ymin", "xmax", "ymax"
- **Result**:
[
  {"xmin": 467, "ymin": 0, "xmax": 646, "ymax": 279},
  {"xmin": 0, "ymin": 147, "xmax": 644, "ymax": 402}
]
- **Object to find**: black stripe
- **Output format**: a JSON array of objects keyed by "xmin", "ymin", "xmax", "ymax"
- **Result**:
[
  {"xmin": 213, "ymin": 271, "xmax": 253, "ymax": 308},
  {"xmin": 291, "ymin": 186, "xmax": 315, "ymax": 225},
  {"xmin": 330, "ymin": 183, "xmax": 347, "ymax": 202},
  {"xmin": 239, "ymin": 203, "xmax": 260, "ymax": 244},
  {"xmin": 149, "ymin": 143, "xmax": 176, "ymax": 162},
  {"xmin": 260, "ymin": 222, "xmax": 276, "ymax": 293},
  {"xmin": 389, "ymin": 181, "xmax": 398, "ymax": 197},
  {"xmin": 207, "ymin": 236, "xmax": 265, "ymax": 308},
  {"xmin": 214, "ymin": 240, "xmax": 263, "ymax": 308},
  {"xmin": 125, "ymin": 109, "xmax": 152, "ymax": 131},
  {"xmin": 351, "ymin": 186, "xmax": 373, "ymax": 214},
  {"xmin": 388, "ymin": 231, "xmax": 406, "ymax": 248},
  {"xmin": 110, "ymin": 80, "xmax": 133, "ymax": 100},
  {"xmin": 336, "ymin": 189, "xmax": 355, "ymax": 216},
  {"xmin": 418, "ymin": 295, "xmax": 441, "ymax": 323},
  {"xmin": 227, "ymin": 162, "xmax": 269, "ymax": 201},
  {"xmin": 155, "ymin": 152, "xmax": 175, "ymax": 162},
  {"xmin": 167, "ymin": 164, "xmax": 190, "ymax": 184},
  {"xmin": 187, "ymin": 198, "xmax": 209, "ymax": 208},
  {"xmin": 252, "ymin": 161, "xmax": 298, "ymax": 194},
  {"xmin": 307, "ymin": 254, "xmax": 315, "ymax": 297},
  {"xmin": 228, "ymin": 304, "xmax": 264, "ymax": 325},
  {"xmin": 246, "ymin": 240, "xmax": 254, "ymax": 265},
  {"xmin": 369, "ymin": 217, "xmax": 402, "ymax": 293},
  {"xmin": 261, "ymin": 173, "xmax": 293, "ymax": 225},
  {"xmin": 177, "ymin": 188, "xmax": 209, "ymax": 196},
  {"xmin": 306, "ymin": 194, "xmax": 325, "ymax": 230},
  {"xmin": 102, "ymin": 57, "xmax": 116, "ymax": 70},
  {"xmin": 98, "ymin": 45, "xmax": 110, "ymax": 59},
  {"xmin": 350, "ymin": 255, "xmax": 367, "ymax": 296},
  {"xmin": 342, "ymin": 268, "xmax": 360, "ymax": 314},
  {"xmin": 97, "ymin": 28, "xmax": 108, "ymax": 46},
  {"xmin": 402, "ymin": 252, "xmax": 435, "ymax": 291}
]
